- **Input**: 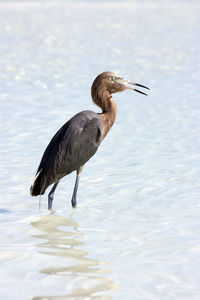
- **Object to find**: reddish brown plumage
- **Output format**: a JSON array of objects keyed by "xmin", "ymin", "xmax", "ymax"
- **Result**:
[
  {"xmin": 100, "ymin": 98, "xmax": 117, "ymax": 140},
  {"xmin": 91, "ymin": 72, "xmax": 118, "ymax": 140}
]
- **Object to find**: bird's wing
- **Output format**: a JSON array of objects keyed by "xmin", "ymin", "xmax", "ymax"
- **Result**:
[
  {"xmin": 58, "ymin": 114, "xmax": 102, "ymax": 174},
  {"xmin": 37, "ymin": 111, "xmax": 102, "ymax": 181}
]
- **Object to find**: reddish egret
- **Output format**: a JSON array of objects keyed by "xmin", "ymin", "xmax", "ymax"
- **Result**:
[{"xmin": 30, "ymin": 71, "xmax": 149, "ymax": 209}]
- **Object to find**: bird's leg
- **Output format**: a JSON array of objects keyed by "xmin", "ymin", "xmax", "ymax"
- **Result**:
[
  {"xmin": 71, "ymin": 175, "xmax": 79, "ymax": 208},
  {"xmin": 71, "ymin": 167, "xmax": 83, "ymax": 208},
  {"xmin": 48, "ymin": 181, "xmax": 59, "ymax": 210}
]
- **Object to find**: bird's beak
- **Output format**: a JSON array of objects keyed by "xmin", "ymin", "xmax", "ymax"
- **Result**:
[{"xmin": 115, "ymin": 78, "xmax": 150, "ymax": 96}]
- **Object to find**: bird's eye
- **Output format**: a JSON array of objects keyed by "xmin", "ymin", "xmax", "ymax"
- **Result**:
[{"xmin": 111, "ymin": 76, "xmax": 115, "ymax": 81}]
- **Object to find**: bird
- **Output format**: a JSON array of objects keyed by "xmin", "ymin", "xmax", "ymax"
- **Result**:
[{"xmin": 30, "ymin": 71, "xmax": 149, "ymax": 210}]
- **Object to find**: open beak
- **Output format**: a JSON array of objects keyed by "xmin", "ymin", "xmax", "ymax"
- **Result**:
[{"xmin": 116, "ymin": 77, "xmax": 150, "ymax": 96}]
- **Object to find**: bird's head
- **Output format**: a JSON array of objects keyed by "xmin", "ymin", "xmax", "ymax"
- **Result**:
[{"xmin": 92, "ymin": 71, "xmax": 150, "ymax": 96}]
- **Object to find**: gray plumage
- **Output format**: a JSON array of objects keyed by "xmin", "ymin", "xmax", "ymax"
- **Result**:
[{"xmin": 30, "ymin": 110, "xmax": 102, "ymax": 197}]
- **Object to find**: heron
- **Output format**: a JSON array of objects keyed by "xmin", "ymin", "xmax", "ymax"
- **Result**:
[{"xmin": 30, "ymin": 71, "xmax": 149, "ymax": 210}]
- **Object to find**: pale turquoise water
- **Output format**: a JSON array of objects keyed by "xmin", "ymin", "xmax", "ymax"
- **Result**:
[{"xmin": 0, "ymin": 1, "xmax": 200, "ymax": 299}]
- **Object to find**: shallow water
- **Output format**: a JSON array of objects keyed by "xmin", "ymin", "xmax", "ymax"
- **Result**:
[{"xmin": 0, "ymin": 0, "xmax": 200, "ymax": 299}]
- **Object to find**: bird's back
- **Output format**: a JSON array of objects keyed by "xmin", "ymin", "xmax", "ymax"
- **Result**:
[{"xmin": 30, "ymin": 110, "xmax": 102, "ymax": 196}]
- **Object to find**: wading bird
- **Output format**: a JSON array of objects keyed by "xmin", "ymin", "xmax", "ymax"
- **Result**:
[{"xmin": 30, "ymin": 72, "xmax": 149, "ymax": 210}]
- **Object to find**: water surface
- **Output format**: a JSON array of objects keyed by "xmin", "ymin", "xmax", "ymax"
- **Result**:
[{"xmin": 0, "ymin": 1, "xmax": 200, "ymax": 299}]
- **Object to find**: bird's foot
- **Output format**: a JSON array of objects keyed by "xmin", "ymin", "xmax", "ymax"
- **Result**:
[{"xmin": 71, "ymin": 197, "xmax": 77, "ymax": 208}]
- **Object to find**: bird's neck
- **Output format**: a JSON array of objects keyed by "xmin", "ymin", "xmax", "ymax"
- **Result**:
[
  {"xmin": 92, "ymin": 88, "xmax": 117, "ymax": 140},
  {"xmin": 101, "ymin": 97, "xmax": 117, "ymax": 140}
]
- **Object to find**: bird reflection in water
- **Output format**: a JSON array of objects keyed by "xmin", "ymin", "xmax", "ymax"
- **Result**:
[{"xmin": 30, "ymin": 213, "xmax": 117, "ymax": 299}]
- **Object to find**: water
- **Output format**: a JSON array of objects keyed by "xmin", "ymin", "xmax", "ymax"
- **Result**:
[{"xmin": 0, "ymin": 0, "xmax": 200, "ymax": 299}]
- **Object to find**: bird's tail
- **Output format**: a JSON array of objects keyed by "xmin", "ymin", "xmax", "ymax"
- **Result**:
[{"xmin": 30, "ymin": 169, "xmax": 46, "ymax": 196}]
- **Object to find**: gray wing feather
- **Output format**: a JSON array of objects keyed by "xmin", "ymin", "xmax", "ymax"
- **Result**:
[
  {"xmin": 36, "ymin": 111, "xmax": 102, "ymax": 189},
  {"xmin": 31, "ymin": 110, "xmax": 102, "ymax": 195},
  {"xmin": 57, "ymin": 114, "xmax": 102, "ymax": 176}
]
